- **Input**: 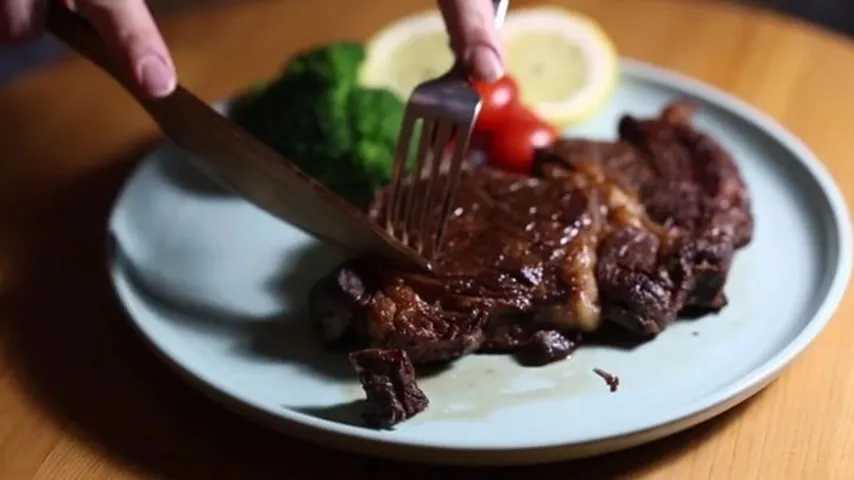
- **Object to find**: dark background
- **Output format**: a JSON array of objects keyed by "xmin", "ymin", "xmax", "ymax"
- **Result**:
[
  {"xmin": 1, "ymin": 0, "xmax": 852, "ymax": 84},
  {"xmin": 744, "ymin": 0, "xmax": 852, "ymax": 33}
]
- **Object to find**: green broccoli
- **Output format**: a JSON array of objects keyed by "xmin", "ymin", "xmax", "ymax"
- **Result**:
[
  {"xmin": 285, "ymin": 42, "xmax": 365, "ymax": 88},
  {"xmin": 348, "ymin": 87, "xmax": 405, "ymax": 188},
  {"xmin": 231, "ymin": 42, "xmax": 404, "ymax": 207}
]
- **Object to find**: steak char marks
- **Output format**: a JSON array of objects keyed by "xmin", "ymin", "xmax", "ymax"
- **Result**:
[{"xmin": 310, "ymin": 103, "xmax": 753, "ymax": 427}]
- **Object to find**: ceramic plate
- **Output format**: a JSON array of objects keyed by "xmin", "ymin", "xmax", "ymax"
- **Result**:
[{"xmin": 107, "ymin": 59, "xmax": 852, "ymax": 464}]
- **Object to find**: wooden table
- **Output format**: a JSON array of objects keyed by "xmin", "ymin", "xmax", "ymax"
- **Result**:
[{"xmin": 2, "ymin": 0, "xmax": 853, "ymax": 477}]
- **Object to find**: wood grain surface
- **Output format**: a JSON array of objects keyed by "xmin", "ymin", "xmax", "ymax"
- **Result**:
[{"xmin": 1, "ymin": 0, "xmax": 853, "ymax": 478}]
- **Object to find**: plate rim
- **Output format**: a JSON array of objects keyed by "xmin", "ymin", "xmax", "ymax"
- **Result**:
[{"xmin": 106, "ymin": 57, "xmax": 853, "ymax": 464}]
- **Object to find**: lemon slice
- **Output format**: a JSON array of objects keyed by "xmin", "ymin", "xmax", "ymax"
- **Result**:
[
  {"xmin": 360, "ymin": 8, "xmax": 618, "ymax": 128},
  {"xmin": 502, "ymin": 7, "xmax": 618, "ymax": 128},
  {"xmin": 359, "ymin": 11, "xmax": 453, "ymax": 100}
]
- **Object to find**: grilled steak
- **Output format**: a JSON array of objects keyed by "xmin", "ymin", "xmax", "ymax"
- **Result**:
[
  {"xmin": 310, "ymin": 102, "xmax": 753, "ymax": 426},
  {"xmin": 537, "ymin": 102, "xmax": 753, "ymax": 333},
  {"xmin": 349, "ymin": 349, "xmax": 428, "ymax": 428}
]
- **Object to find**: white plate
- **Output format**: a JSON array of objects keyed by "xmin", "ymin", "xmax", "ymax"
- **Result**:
[{"xmin": 108, "ymin": 59, "xmax": 852, "ymax": 464}]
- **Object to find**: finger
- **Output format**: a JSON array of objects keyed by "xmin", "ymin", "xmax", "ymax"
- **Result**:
[
  {"xmin": 438, "ymin": 0, "xmax": 503, "ymax": 82},
  {"xmin": 0, "ymin": 0, "xmax": 47, "ymax": 42},
  {"xmin": 77, "ymin": 0, "xmax": 176, "ymax": 98}
]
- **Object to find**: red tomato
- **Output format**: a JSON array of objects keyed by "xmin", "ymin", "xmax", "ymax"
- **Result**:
[
  {"xmin": 487, "ymin": 106, "xmax": 557, "ymax": 174},
  {"xmin": 472, "ymin": 76, "xmax": 520, "ymax": 133}
]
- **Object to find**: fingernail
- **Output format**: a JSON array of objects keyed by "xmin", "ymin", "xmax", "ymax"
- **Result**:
[
  {"xmin": 137, "ymin": 55, "xmax": 175, "ymax": 98},
  {"xmin": 468, "ymin": 44, "xmax": 504, "ymax": 82}
]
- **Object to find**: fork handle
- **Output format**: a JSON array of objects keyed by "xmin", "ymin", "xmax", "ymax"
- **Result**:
[{"xmin": 493, "ymin": 0, "xmax": 509, "ymax": 28}]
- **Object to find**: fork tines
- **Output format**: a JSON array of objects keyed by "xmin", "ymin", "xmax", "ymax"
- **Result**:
[
  {"xmin": 383, "ymin": 1, "xmax": 505, "ymax": 263},
  {"xmin": 385, "ymin": 92, "xmax": 478, "ymax": 260}
]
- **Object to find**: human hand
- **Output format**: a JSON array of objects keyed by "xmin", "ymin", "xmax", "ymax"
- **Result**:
[
  {"xmin": 1, "ymin": 0, "xmax": 176, "ymax": 98},
  {"xmin": 438, "ymin": 0, "xmax": 504, "ymax": 82}
]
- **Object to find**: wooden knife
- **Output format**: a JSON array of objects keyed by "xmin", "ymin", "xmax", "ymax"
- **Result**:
[{"xmin": 46, "ymin": 5, "xmax": 427, "ymax": 270}]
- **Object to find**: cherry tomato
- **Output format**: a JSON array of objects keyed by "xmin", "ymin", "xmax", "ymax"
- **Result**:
[
  {"xmin": 472, "ymin": 75, "xmax": 520, "ymax": 133},
  {"xmin": 487, "ymin": 106, "xmax": 557, "ymax": 174}
]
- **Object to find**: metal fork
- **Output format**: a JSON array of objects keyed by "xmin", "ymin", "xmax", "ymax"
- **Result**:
[{"xmin": 385, "ymin": 0, "xmax": 509, "ymax": 260}]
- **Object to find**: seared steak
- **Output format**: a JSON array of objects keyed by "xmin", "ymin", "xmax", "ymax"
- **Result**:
[
  {"xmin": 311, "ymin": 103, "xmax": 753, "ymax": 426},
  {"xmin": 537, "ymin": 103, "xmax": 753, "ymax": 333},
  {"xmin": 349, "ymin": 349, "xmax": 428, "ymax": 428}
]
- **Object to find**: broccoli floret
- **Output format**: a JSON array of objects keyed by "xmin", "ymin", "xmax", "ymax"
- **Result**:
[
  {"xmin": 285, "ymin": 43, "xmax": 365, "ymax": 88},
  {"xmin": 348, "ymin": 87, "xmax": 405, "ymax": 188},
  {"xmin": 232, "ymin": 43, "xmax": 402, "ymax": 207}
]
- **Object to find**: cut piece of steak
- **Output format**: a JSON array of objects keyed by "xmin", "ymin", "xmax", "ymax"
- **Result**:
[
  {"xmin": 313, "ymin": 102, "xmax": 753, "ymax": 426},
  {"xmin": 348, "ymin": 348, "xmax": 428, "ymax": 428},
  {"xmin": 518, "ymin": 330, "xmax": 580, "ymax": 366}
]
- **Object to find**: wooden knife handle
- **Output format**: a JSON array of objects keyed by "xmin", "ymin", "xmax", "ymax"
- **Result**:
[{"xmin": 46, "ymin": 5, "xmax": 142, "ymax": 98}]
